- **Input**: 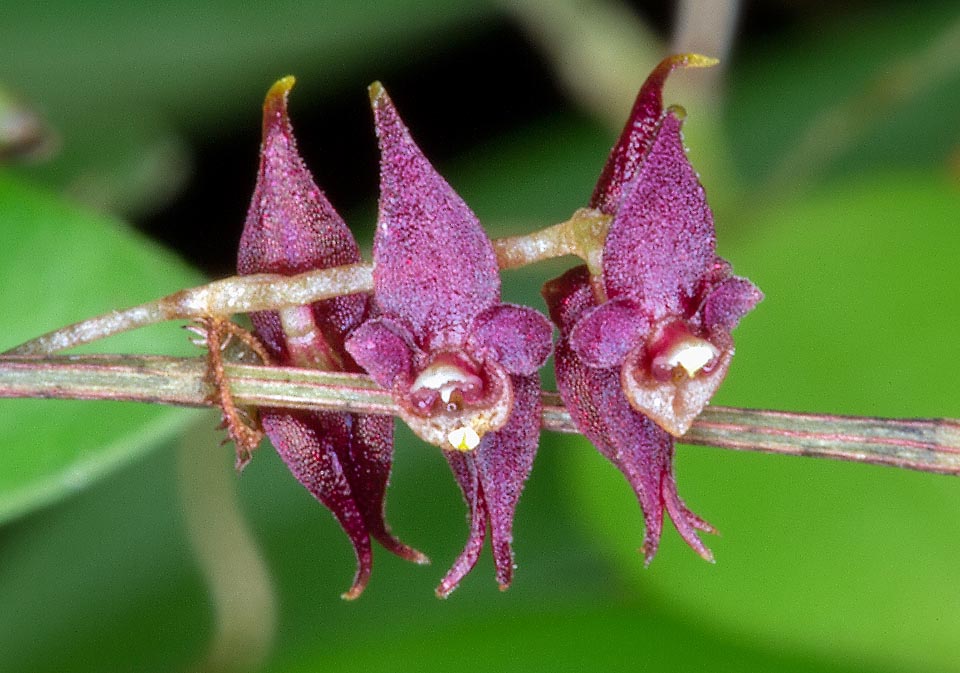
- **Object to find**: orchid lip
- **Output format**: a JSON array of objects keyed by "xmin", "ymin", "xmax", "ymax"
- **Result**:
[
  {"xmin": 652, "ymin": 335, "xmax": 720, "ymax": 379},
  {"xmin": 398, "ymin": 359, "xmax": 514, "ymax": 450},
  {"xmin": 409, "ymin": 359, "xmax": 487, "ymax": 450}
]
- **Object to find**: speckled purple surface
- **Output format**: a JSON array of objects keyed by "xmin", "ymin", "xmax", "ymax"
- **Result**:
[
  {"xmin": 545, "ymin": 267, "xmax": 714, "ymax": 563},
  {"xmin": 544, "ymin": 56, "xmax": 762, "ymax": 563},
  {"xmin": 590, "ymin": 54, "xmax": 704, "ymax": 215},
  {"xmin": 238, "ymin": 79, "xmax": 423, "ymax": 600},
  {"xmin": 367, "ymin": 84, "xmax": 500, "ymax": 349},
  {"xmin": 602, "ymin": 112, "xmax": 716, "ymax": 320},
  {"xmin": 574, "ymin": 66, "xmax": 761, "ymax": 436},
  {"xmin": 345, "ymin": 85, "xmax": 552, "ymax": 596}
]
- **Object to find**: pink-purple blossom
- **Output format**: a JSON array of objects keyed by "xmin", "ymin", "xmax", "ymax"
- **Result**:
[
  {"xmin": 345, "ymin": 83, "xmax": 553, "ymax": 597},
  {"xmin": 235, "ymin": 55, "xmax": 761, "ymax": 593},
  {"xmin": 544, "ymin": 55, "xmax": 762, "ymax": 562},
  {"xmin": 238, "ymin": 77, "xmax": 425, "ymax": 600}
]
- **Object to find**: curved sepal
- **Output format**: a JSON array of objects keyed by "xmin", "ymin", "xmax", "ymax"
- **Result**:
[
  {"xmin": 237, "ymin": 77, "xmax": 425, "ymax": 598},
  {"xmin": 554, "ymin": 339, "xmax": 715, "ymax": 564},
  {"xmin": 590, "ymin": 53, "xmax": 718, "ymax": 214},
  {"xmin": 239, "ymin": 76, "xmax": 361, "ymax": 279},
  {"xmin": 545, "ymin": 267, "xmax": 715, "ymax": 564},
  {"xmin": 436, "ymin": 451, "xmax": 486, "ymax": 598},
  {"xmin": 341, "ymin": 413, "xmax": 429, "ymax": 565},
  {"xmin": 261, "ymin": 410, "xmax": 374, "ymax": 600},
  {"xmin": 436, "ymin": 375, "xmax": 541, "ymax": 595},
  {"xmin": 474, "ymin": 374, "xmax": 541, "ymax": 590},
  {"xmin": 238, "ymin": 76, "xmax": 365, "ymax": 360}
]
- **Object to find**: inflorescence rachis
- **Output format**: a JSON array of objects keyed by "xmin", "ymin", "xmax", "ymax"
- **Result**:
[{"xmin": 6, "ymin": 54, "xmax": 956, "ymax": 599}]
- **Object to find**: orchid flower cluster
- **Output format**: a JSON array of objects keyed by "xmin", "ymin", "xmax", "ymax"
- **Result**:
[{"xmin": 236, "ymin": 54, "xmax": 761, "ymax": 599}]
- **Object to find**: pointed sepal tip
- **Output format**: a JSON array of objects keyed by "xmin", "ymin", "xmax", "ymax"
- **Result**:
[
  {"xmin": 264, "ymin": 75, "xmax": 296, "ymax": 109},
  {"xmin": 663, "ymin": 53, "xmax": 719, "ymax": 70},
  {"xmin": 368, "ymin": 80, "xmax": 386, "ymax": 105}
]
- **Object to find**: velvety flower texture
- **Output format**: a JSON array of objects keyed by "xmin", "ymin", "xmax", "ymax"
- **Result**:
[
  {"xmin": 543, "ymin": 55, "xmax": 762, "ymax": 563},
  {"xmin": 238, "ymin": 77, "xmax": 425, "ymax": 600},
  {"xmin": 345, "ymin": 83, "xmax": 553, "ymax": 597}
]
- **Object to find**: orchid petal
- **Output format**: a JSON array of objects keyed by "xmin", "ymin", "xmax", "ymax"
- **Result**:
[
  {"xmin": 344, "ymin": 317, "xmax": 416, "ymax": 391},
  {"xmin": 590, "ymin": 54, "xmax": 718, "ymax": 214},
  {"xmin": 468, "ymin": 304, "xmax": 553, "ymax": 376},
  {"xmin": 568, "ymin": 299, "xmax": 649, "ymax": 368},
  {"xmin": 702, "ymin": 275, "xmax": 764, "ymax": 333}
]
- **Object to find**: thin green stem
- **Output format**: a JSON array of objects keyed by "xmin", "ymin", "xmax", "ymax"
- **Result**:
[
  {"xmin": 494, "ymin": 208, "xmax": 610, "ymax": 274},
  {"xmin": 4, "ymin": 211, "xmax": 611, "ymax": 357},
  {"xmin": 3, "ymin": 353, "xmax": 958, "ymax": 477},
  {"xmin": 4, "ymin": 263, "xmax": 374, "ymax": 355}
]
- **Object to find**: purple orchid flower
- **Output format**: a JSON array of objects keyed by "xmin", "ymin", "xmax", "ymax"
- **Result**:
[
  {"xmin": 543, "ymin": 55, "xmax": 762, "ymax": 563},
  {"xmin": 345, "ymin": 83, "xmax": 553, "ymax": 597},
  {"xmin": 238, "ymin": 77, "xmax": 426, "ymax": 600}
]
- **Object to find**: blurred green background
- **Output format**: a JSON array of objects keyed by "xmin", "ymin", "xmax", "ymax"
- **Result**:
[{"xmin": 2, "ymin": 2, "xmax": 960, "ymax": 672}]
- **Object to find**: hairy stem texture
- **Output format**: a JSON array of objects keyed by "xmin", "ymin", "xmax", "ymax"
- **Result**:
[
  {"xmin": 2, "ymin": 354, "xmax": 958, "ymax": 476},
  {"xmin": 4, "ymin": 212, "xmax": 605, "ymax": 357}
]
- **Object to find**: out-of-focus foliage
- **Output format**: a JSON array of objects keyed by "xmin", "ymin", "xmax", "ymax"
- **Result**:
[
  {"xmin": 0, "ymin": 0, "xmax": 493, "ymax": 216},
  {"xmin": 0, "ymin": 176, "xmax": 202, "ymax": 524},
  {"xmin": 1, "ymin": 2, "xmax": 959, "ymax": 673},
  {"xmin": 570, "ymin": 175, "xmax": 960, "ymax": 672}
]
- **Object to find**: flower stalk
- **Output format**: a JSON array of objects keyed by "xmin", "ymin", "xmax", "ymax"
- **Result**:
[
  {"xmin": 4, "ymin": 208, "xmax": 610, "ymax": 358},
  {"xmin": 2, "ymin": 353, "xmax": 958, "ymax": 477},
  {"xmin": 3, "ymin": 263, "xmax": 375, "ymax": 356}
]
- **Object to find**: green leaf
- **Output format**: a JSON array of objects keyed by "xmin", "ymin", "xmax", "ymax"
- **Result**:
[
  {"xmin": 0, "ymin": 0, "xmax": 494, "ymax": 213},
  {"xmin": 0, "ymin": 173, "xmax": 204, "ymax": 523},
  {"xmin": 567, "ymin": 174, "xmax": 960, "ymax": 672},
  {"xmin": 727, "ymin": 1, "xmax": 960, "ymax": 190},
  {"xmin": 273, "ymin": 604, "xmax": 870, "ymax": 673}
]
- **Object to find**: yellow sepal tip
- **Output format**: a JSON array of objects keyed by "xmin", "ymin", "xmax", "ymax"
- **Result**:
[{"xmin": 266, "ymin": 75, "xmax": 296, "ymax": 101}]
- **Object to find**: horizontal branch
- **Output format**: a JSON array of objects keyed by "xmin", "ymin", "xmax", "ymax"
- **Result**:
[
  {"xmin": 3, "ymin": 264, "xmax": 375, "ymax": 355},
  {"xmin": 2, "ymin": 354, "xmax": 959, "ymax": 476},
  {"xmin": 3, "ymin": 211, "xmax": 611, "ymax": 357}
]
